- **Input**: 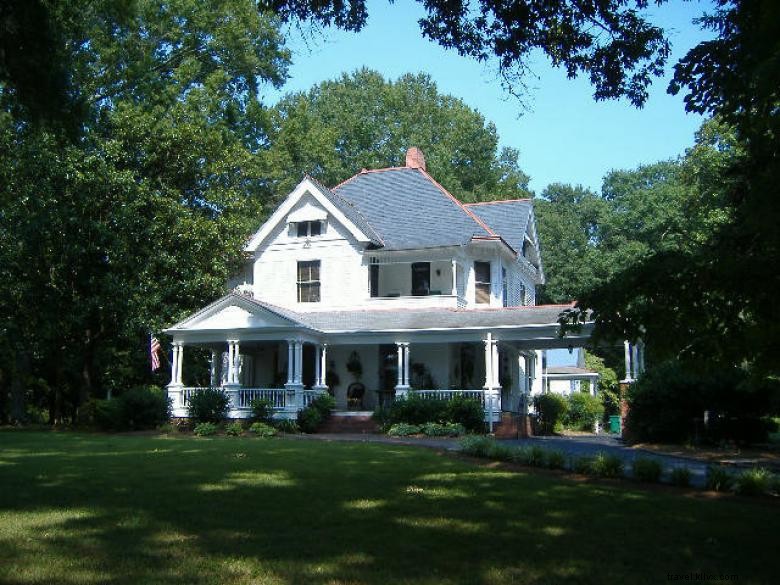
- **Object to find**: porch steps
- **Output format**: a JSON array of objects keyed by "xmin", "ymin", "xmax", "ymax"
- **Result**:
[
  {"xmin": 493, "ymin": 413, "xmax": 531, "ymax": 439},
  {"xmin": 319, "ymin": 411, "xmax": 380, "ymax": 434}
]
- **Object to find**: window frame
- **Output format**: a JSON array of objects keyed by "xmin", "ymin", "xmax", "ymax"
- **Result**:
[
  {"xmin": 474, "ymin": 261, "xmax": 491, "ymax": 304},
  {"xmin": 411, "ymin": 262, "xmax": 431, "ymax": 296},
  {"xmin": 296, "ymin": 220, "xmax": 322, "ymax": 238},
  {"xmin": 297, "ymin": 260, "xmax": 321, "ymax": 303}
]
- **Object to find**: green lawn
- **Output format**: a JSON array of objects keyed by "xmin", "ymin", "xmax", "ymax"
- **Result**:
[{"xmin": 1, "ymin": 432, "xmax": 777, "ymax": 585}]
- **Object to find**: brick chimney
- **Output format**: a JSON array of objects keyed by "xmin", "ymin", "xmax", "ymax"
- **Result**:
[{"xmin": 405, "ymin": 147, "xmax": 426, "ymax": 171}]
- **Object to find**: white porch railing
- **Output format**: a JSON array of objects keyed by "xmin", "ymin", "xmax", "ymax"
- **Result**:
[
  {"xmin": 302, "ymin": 390, "xmax": 321, "ymax": 408},
  {"xmin": 182, "ymin": 387, "xmax": 210, "ymax": 407},
  {"xmin": 411, "ymin": 389, "xmax": 486, "ymax": 406},
  {"xmin": 238, "ymin": 388, "xmax": 286, "ymax": 409}
]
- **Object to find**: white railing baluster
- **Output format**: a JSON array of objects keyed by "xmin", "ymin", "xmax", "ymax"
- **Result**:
[{"xmin": 179, "ymin": 387, "xmax": 287, "ymax": 410}]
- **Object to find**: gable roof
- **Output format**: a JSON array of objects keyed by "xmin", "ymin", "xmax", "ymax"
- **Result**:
[
  {"xmin": 332, "ymin": 167, "xmax": 496, "ymax": 251},
  {"xmin": 244, "ymin": 177, "xmax": 380, "ymax": 252},
  {"xmin": 464, "ymin": 199, "xmax": 533, "ymax": 253}
]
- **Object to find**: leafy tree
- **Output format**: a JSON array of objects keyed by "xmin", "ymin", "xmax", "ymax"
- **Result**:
[
  {"xmin": 264, "ymin": 68, "xmax": 531, "ymax": 201},
  {"xmin": 534, "ymin": 184, "xmax": 607, "ymax": 304},
  {"xmin": 0, "ymin": 0, "xmax": 290, "ymax": 423}
]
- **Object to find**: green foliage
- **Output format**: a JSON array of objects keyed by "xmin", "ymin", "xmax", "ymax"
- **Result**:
[
  {"xmin": 193, "ymin": 422, "xmax": 218, "ymax": 437},
  {"xmin": 421, "ymin": 422, "xmax": 465, "ymax": 437},
  {"xmin": 385, "ymin": 395, "xmax": 449, "ymax": 426},
  {"xmin": 734, "ymin": 468, "xmax": 773, "ymax": 497},
  {"xmin": 387, "ymin": 423, "xmax": 423, "ymax": 437},
  {"xmin": 590, "ymin": 453, "xmax": 624, "ymax": 478},
  {"xmin": 89, "ymin": 385, "xmax": 170, "ymax": 431},
  {"xmin": 564, "ymin": 392, "xmax": 604, "ymax": 431},
  {"xmin": 669, "ymin": 467, "xmax": 692, "ymax": 488},
  {"xmin": 513, "ymin": 446, "xmax": 546, "ymax": 467},
  {"xmin": 250, "ymin": 399, "xmax": 273, "ymax": 423},
  {"xmin": 584, "ymin": 352, "xmax": 620, "ymax": 417},
  {"xmin": 533, "ymin": 393, "xmax": 568, "ymax": 435},
  {"xmin": 272, "ymin": 419, "xmax": 299, "ymax": 434},
  {"xmin": 188, "ymin": 389, "xmax": 230, "ymax": 424},
  {"xmin": 224, "ymin": 422, "xmax": 244, "ymax": 437},
  {"xmin": 249, "ymin": 422, "xmax": 278, "ymax": 437},
  {"xmin": 632, "ymin": 458, "xmax": 662, "ymax": 483},
  {"xmin": 297, "ymin": 407, "xmax": 322, "ymax": 434},
  {"xmin": 445, "ymin": 395, "xmax": 485, "ymax": 433},
  {"xmin": 705, "ymin": 467, "xmax": 735, "ymax": 492},
  {"xmin": 545, "ymin": 450, "xmax": 566, "ymax": 470},
  {"xmin": 571, "ymin": 456, "xmax": 595, "ymax": 475},
  {"xmin": 459, "ymin": 436, "xmax": 497, "ymax": 458},
  {"xmin": 626, "ymin": 360, "xmax": 773, "ymax": 444},
  {"xmin": 265, "ymin": 69, "xmax": 531, "ymax": 202},
  {"xmin": 296, "ymin": 393, "xmax": 336, "ymax": 434}
]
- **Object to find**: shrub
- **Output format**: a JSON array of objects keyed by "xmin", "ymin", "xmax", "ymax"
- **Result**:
[
  {"xmin": 188, "ymin": 388, "xmax": 230, "ymax": 423},
  {"xmin": 387, "ymin": 423, "xmax": 422, "ymax": 436},
  {"xmin": 632, "ymin": 457, "xmax": 662, "ymax": 483},
  {"xmin": 421, "ymin": 422, "xmax": 465, "ymax": 437},
  {"xmin": 669, "ymin": 467, "xmax": 692, "ymax": 487},
  {"xmin": 546, "ymin": 450, "xmax": 566, "ymax": 469},
  {"xmin": 565, "ymin": 392, "xmax": 605, "ymax": 431},
  {"xmin": 249, "ymin": 422, "xmax": 277, "ymax": 437},
  {"xmin": 89, "ymin": 386, "xmax": 170, "ymax": 431},
  {"xmin": 590, "ymin": 452, "xmax": 623, "ymax": 478},
  {"xmin": 273, "ymin": 419, "xmax": 300, "ymax": 434},
  {"xmin": 485, "ymin": 442, "xmax": 515, "ymax": 461},
  {"xmin": 533, "ymin": 393, "xmax": 568, "ymax": 434},
  {"xmin": 310, "ymin": 393, "xmax": 336, "ymax": 417},
  {"xmin": 445, "ymin": 396, "xmax": 485, "ymax": 432},
  {"xmin": 571, "ymin": 456, "xmax": 594, "ymax": 474},
  {"xmin": 734, "ymin": 467, "xmax": 773, "ymax": 496},
  {"xmin": 460, "ymin": 436, "xmax": 496, "ymax": 458},
  {"xmin": 225, "ymin": 422, "xmax": 244, "ymax": 436},
  {"xmin": 514, "ymin": 446, "xmax": 546, "ymax": 467},
  {"xmin": 297, "ymin": 407, "xmax": 323, "ymax": 434},
  {"xmin": 387, "ymin": 395, "xmax": 449, "ymax": 425},
  {"xmin": 705, "ymin": 466, "xmax": 734, "ymax": 492},
  {"xmin": 193, "ymin": 422, "xmax": 218, "ymax": 437},
  {"xmin": 250, "ymin": 398, "xmax": 273, "ymax": 423}
]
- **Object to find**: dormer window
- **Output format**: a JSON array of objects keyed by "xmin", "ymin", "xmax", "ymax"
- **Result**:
[
  {"xmin": 296, "ymin": 220, "xmax": 322, "ymax": 238},
  {"xmin": 475, "ymin": 261, "xmax": 491, "ymax": 304}
]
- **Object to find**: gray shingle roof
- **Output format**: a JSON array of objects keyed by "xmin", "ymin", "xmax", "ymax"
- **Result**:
[
  {"xmin": 256, "ymin": 301, "xmax": 572, "ymax": 332},
  {"xmin": 464, "ymin": 200, "xmax": 532, "ymax": 253},
  {"xmin": 333, "ymin": 168, "xmax": 494, "ymax": 251},
  {"xmin": 305, "ymin": 175, "xmax": 384, "ymax": 246}
]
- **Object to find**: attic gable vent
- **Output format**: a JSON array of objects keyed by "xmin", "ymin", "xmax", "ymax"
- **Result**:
[{"xmin": 405, "ymin": 147, "xmax": 426, "ymax": 171}]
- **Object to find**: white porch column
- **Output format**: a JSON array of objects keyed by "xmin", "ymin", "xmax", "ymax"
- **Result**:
[
  {"xmin": 451, "ymin": 259, "xmax": 458, "ymax": 295},
  {"xmin": 403, "ymin": 342, "xmax": 410, "ymax": 387},
  {"xmin": 286, "ymin": 340, "xmax": 294, "ymax": 385},
  {"xmin": 168, "ymin": 342, "xmax": 181, "ymax": 387},
  {"xmin": 395, "ymin": 341, "xmax": 410, "ymax": 398},
  {"xmin": 483, "ymin": 333, "xmax": 494, "ymax": 390},
  {"xmin": 294, "ymin": 341, "xmax": 304, "ymax": 385},
  {"xmin": 623, "ymin": 340, "xmax": 633, "ymax": 382},
  {"xmin": 210, "ymin": 349, "xmax": 219, "ymax": 387},
  {"xmin": 631, "ymin": 343, "xmax": 640, "ymax": 380},
  {"xmin": 396, "ymin": 343, "xmax": 404, "ymax": 386},
  {"xmin": 314, "ymin": 344, "xmax": 322, "ymax": 386},
  {"xmin": 491, "ymin": 339, "xmax": 500, "ymax": 389},
  {"xmin": 175, "ymin": 343, "xmax": 184, "ymax": 386}
]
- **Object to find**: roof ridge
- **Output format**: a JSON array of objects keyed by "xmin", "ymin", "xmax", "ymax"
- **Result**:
[
  {"xmin": 416, "ymin": 168, "xmax": 498, "ymax": 238},
  {"xmin": 331, "ymin": 166, "xmax": 413, "ymax": 190},
  {"xmin": 464, "ymin": 198, "xmax": 532, "ymax": 207}
]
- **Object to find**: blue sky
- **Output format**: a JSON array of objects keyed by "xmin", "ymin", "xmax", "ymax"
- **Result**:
[{"xmin": 264, "ymin": 0, "xmax": 715, "ymax": 193}]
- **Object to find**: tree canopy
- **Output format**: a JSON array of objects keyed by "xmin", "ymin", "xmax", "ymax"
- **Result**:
[{"xmin": 263, "ymin": 68, "xmax": 531, "ymax": 201}]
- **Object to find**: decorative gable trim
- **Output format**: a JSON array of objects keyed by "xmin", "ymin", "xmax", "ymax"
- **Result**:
[
  {"xmin": 244, "ymin": 177, "xmax": 375, "ymax": 252},
  {"xmin": 164, "ymin": 293, "xmax": 311, "ymax": 333}
]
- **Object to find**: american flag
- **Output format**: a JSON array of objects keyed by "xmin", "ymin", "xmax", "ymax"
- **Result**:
[{"xmin": 150, "ymin": 335, "xmax": 161, "ymax": 372}]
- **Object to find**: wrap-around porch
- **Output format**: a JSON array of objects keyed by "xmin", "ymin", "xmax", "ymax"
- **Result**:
[{"xmin": 166, "ymin": 335, "xmax": 529, "ymax": 422}]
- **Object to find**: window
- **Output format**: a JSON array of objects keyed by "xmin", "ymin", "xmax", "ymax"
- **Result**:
[
  {"xmin": 475, "ymin": 261, "xmax": 491, "ymax": 304},
  {"xmin": 519, "ymin": 283, "xmax": 526, "ymax": 306},
  {"xmin": 369, "ymin": 264, "xmax": 379, "ymax": 298},
  {"xmin": 502, "ymin": 267, "xmax": 508, "ymax": 307},
  {"xmin": 297, "ymin": 260, "xmax": 320, "ymax": 302},
  {"xmin": 411, "ymin": 262, "xmax": 430, "ymax": 296},
  {"xmin": 296, "ymin": 221, "xmax": 322, "ymax": 238}
]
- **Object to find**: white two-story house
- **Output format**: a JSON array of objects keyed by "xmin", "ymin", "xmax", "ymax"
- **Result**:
[{"xmin": 164, "ymin": 148, "xmax": 598, "ymax": 422}]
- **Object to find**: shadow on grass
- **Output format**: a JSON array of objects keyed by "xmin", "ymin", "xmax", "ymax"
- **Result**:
[{"xmin": 0, "ymin": 431, "xmax": 778, "ymax": 585}]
